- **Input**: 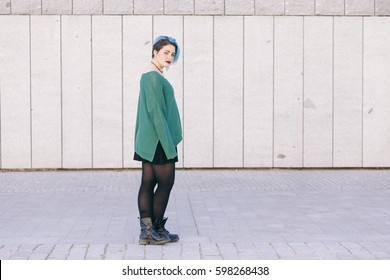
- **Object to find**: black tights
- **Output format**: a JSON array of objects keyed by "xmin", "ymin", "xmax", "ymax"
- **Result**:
[{"xmin": 138, "ymin": 162, "xmax": 175, "ymax": 220}]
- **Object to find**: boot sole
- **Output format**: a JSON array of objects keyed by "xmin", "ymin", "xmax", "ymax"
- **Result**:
[
  {"xmin": 169, "ymin": 236, "xmax": 179, "ymax": 242},
  {"xmin": 139, "ymin": 239, "xmax": 170, "ymax": 245}
]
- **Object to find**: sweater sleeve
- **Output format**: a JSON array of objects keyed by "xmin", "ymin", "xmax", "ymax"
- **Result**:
[{"xmin": 143, "ymin": 74, "xmax": 177, "ymax": 159}]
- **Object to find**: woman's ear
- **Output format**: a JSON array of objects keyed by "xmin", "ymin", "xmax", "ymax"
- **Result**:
[{"xmin": 153, "ymin": 50, "xmax": 158, "ymax": 58}]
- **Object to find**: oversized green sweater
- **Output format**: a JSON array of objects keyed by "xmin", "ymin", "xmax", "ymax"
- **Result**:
[{"xmin": 134, "ymin": 71, "xmax": 182, "ymax": 162}]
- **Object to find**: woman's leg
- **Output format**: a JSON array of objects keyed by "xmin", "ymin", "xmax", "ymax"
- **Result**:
[
  {"xmin": 137, "ymin": 162, "xmax": 157, "ymax": 219},
  {"xmin": 151, "ymin": 162, "xmax": 179, "ymax": 242},
  {"xmin": 137, "ymin": 162, "xmax": 170, "ymax": 245},
  {"xmin": 152, "ymin": 162, "xmax": 175, "ymax": 219}
]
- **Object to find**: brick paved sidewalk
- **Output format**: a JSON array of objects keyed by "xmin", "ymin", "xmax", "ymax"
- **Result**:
[{"xmin": 0, "ymin": 169, "xmax": 389, "ymax": 260}]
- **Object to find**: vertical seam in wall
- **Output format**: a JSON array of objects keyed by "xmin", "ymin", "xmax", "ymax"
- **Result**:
[
  {"xmin": 60, "ymin": 15, "xmax": 64, "ymax": 168},
  {"xmin": 102, "ymin": 0, "xmax": 104, "ymax": 14},
  {"xmin": 121, "ymin": 15, "xmax": 124, "ymax": 168},
  {"xmin": 302, "ymin": 16, "xmax": 305, "ymax": 168},
  {"xmin": 72, "ymin": 0, "xmax": 73, "ymax": 14},
  {"xmin": 284, "ymin": 0, "xmax": 286, "ymax": 15},
  {"xmin": 29, "ymin": 15, "xmax": 33, "ymax": 168},
  {"xmin": 0, "ymin": 70, "xmax": 2, "ymax": 168},
  {"xmin": 152, "ymin": 15, "xmax": 154, "ymax": 41},
  {"xmin": 41, "ymin": 0, "xmax": 42, "ymax": 14},
  {"xmin": 91, "ymin": 15, "xmax": 94, "ymax": 168},
  {"xmin": 242, "ymin": 16, "xmax": 245, "ymax": 168},
  {"xmin": 332, "ymin": 16, "xmax": 335, "ymax": 167},
  {"xmin": 212, "ymin": 16, "xmax": 215, "ymax": 168},
  {"xmin": 272, "ymin": 16, "xmax": 275, "ymax": 168},
  {"xmin": 182, "ymin": 15, "xmax": 185, "ymax": 165},
  {"xmin": 361, "ymin": 16, "xmax": 364, "ymax": 167}
]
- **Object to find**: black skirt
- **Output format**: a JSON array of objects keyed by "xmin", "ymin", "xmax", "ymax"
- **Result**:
[{"xmin": 133, "ymin": 141, "xmax": 178, "ymax": 164}]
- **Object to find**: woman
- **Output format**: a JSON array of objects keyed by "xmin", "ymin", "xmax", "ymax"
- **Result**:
[{"xmin": 133, "ymin": 36, "xmax": 182, "ymax": 245}]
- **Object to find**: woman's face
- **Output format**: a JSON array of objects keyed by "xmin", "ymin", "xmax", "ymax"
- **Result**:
[{"xmin": 153, "ymin": 44, "xmax": 176, "ymax": 68}]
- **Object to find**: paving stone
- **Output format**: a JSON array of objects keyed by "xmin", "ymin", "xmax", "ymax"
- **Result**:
[
  {"xmin": 105, "ymin": 243, "xmax": 126, "ymax": 259},
  {"xmin": 200, "ymin": 242, "xmax": 221, "ymax": 257},
  {"xmin": 123, "ymin": 243, "xmax": 145, "ymax": 259},
  {"xmin": 66, "ymin": 244, "xmax": 88, "ymax": 260},
  {"xmin": 47, "ymin": 244, "xmax": 73, "ymax": 260},
  {"xmin": 144, "ymin": 244, "xmax": 163, "ymax": 259},
  {"xmin": 85, "ymin": 244, "xmax": 107, "ymax": 260}
]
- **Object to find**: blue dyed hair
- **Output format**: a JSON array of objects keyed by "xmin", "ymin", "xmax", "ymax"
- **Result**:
[{"xmin": 152, "ymin": 35, "xmax": 180, "ymax": 63}]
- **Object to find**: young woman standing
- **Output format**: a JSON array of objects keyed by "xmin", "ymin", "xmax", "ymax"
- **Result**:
[{"xmin": 133, "ymin": 36, "xmax": 182, "ymax": 245}]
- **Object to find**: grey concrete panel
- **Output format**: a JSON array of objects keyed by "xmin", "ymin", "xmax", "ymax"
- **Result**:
[
  {"xmin": 11, "ymin": 0, "xmax": 41, "ymax": 14},
  {"xmin": 363, "ymin": 17, "xmax": 390, "ymax": 167},
  {"xmin": 153, "ymin": 16, "xmax": 184, "ymax": 167},
  {"xmin": 274, "ymin": 16, "xmax": 304, "ymax": 168},
  {"xmin": 30, "ymin": 16, "xmax": 62, "ymax": 168},
  {"xmin": 183, "ymin": 16, "xmax": 214, "ymax": 167},
  {"xmin": 0, "ymin": 0, "xmax": 10, "ymax": 14},
  {"xmin": 92, "ymin": 16, "xmax": 123, "ymax": 168},
  {"xmin": 73, "ymin": 0, "xmax": 102, "ymax": 14},
  {"xmin": 104, "ymin": 0, "xmax": 133, "ymax": 14},
  {"xmin": 42, "ymin": 0, "xmax": 72, "ymax": 14},
  {"xmin": 103, "ymin": 0, "xmax": 134, "ymax": 15},
  {"xmin": 243, "ymin": 16, "xmax": 273, "ymax": 167},
  {"xmin": 195, "ymin": 0, "xmax": 224, "ymax": 15},
  {"xmin": 333, "ymin": 17, "xmax": 363, "ymax": 167},
  {"xmin": 214, "ymin": 16, "xmax": 244, "ymax": 167},
  {"xmin": 62, "ymin": 16, "xmax": 92, "ymax": 168},
  {"xmin": 225, "ymin": 0, "xmax": 254, "ymax": 15},
  {"xmin": 315, "ymin": 0, "xmax": 344, "ymax": 15},
  {"xmin": 346, "ymin": 0, "xmax": 374, "ymax": 15},
  {"xmin": 285, "ymin": 0, "xmax": 315, "ymax": 15},
  {"xmin": 165, "ymin": 0, "xmax": 194, "ymax": 14},
  {"xmin": 122, "ymin": 16, "xmax": 152, "ymax": 168},
  {"xmin": 376, "ymin": 0, "xmax": 390, "ymax": 15},
  {"xmin": 303, "ymin": 17, "xmax": 333, "ymax": 167},
  {"xmin": 0, "ymin": 16, "xmax": 30, "ymax": 168},
  {"xmin": 255, "ymin": 0, "xmax": 285, "ymax": 15},
  {"xmin": 134, "ymin": 0, "xmax": 163, "ymax": 14}
]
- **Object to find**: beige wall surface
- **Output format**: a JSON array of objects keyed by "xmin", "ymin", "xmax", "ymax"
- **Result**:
[{"xmin": 0, "ymin": 1, "xmax": 390, "ymax": 169}]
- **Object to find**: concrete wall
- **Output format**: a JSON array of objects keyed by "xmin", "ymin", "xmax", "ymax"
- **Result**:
[
  {"xmin": 1, "ymin": 1, "xmax": 390, "ymax": 16},
  {"xmin": 0, "ymin": 1, "xmax": 390, "ymax": 169}
]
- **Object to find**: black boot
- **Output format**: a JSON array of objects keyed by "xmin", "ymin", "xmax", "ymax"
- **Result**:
[
  {"xmin": 139, "ymin": 218, "xmax": 170, "ymax": 245},
  {"xmin": 155, "ymin": 217, "xmax": 179, "ymax": 242}
]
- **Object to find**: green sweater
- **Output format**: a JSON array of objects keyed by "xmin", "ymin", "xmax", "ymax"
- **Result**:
[{"xmin": 134, "ymin": 71, "xmax": 182, "ymax": 162}]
